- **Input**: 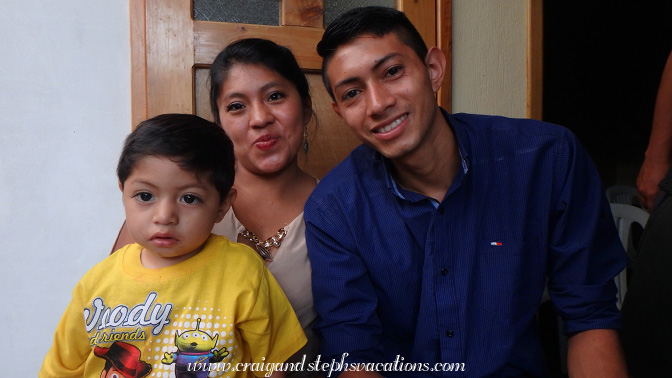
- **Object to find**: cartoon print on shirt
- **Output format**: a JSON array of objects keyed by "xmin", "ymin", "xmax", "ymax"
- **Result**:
[
  {"xmin": 162, "ymin": 318, "xmax": 230, "ymax": 377},
  {"xmin": 94, "ymin": 341, "xmax": 152, "ymax": 378}
]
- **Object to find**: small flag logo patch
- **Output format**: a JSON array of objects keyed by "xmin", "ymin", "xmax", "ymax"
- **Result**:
[{"xmin": 490, "ymin": 242, "xmax": 503, "ymax": 246}]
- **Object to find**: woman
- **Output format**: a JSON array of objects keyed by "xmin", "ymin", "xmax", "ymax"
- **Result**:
[{"xmin": 209, "ymin": 38, "xmax": 319, "ymax": 374}]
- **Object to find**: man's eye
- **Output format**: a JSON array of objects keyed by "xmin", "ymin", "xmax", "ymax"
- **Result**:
[
  {"xmin": 342, "ymin": 89, "xmax": 359, "ymax": 101},
  {"xmin": 134, "ymin": 192, "xmax": 154, "ymax": 202},
  {"xmin": 182, "ymin": 194, "xmax": 200, "ymax": 204},
  {"xmin": 386, "ymin": 65, "xmax": 402, "ymax": 77}
]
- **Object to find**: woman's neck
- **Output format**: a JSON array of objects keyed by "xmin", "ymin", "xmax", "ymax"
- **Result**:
[
  {"xmin": 234, "ymin": 163, "xmax": 311, "ymax": 199},
  {"xmin": 231, "ymin": 163, "xmax": 316, "ymax": 239}
]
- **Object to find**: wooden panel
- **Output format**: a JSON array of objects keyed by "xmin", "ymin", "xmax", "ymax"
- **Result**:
[
  {"xmin": 145, "ymin": 0, "xmax": 195, "ymax": 118},
  {"xmin": 194, "ymin": 21, "xmax": 324, "ymax": 70},
  {"xmin": 130, "ymin": 0, "xmax": 148, "ymax": 128},
  {"xmin": 527, "ymin": 0, "xmax": 543, "ymax": 120},
  {"xmin": 282, "ymin": 0, "xmax": 324, "ymax": 28},
  {"xmin": 194, "ymin": 68, "xmax": 211, "ymax": 121},
  {"xmin": 400, "ymin": 0, "xmax": 436, "ymax": 47}
]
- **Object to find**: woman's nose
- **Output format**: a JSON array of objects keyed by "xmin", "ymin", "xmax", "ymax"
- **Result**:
[{"xmin": 249, "ymin": 103, "xmax": 274, "ymax": 128}]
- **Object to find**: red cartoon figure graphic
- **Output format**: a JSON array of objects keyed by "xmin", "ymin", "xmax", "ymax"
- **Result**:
[{"xmin": 94, "ymin": 341, "xmax": 152, "ymax": 378}]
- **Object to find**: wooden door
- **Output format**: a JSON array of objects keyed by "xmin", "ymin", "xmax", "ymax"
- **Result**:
[{"xmin": 130, "ymin": 0, "xmax": 452, "ymax": 179}]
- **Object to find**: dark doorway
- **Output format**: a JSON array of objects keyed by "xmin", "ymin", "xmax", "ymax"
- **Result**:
[{"xmin": 543, "ymin": 1, "xmax": 672, "ymax": 188}]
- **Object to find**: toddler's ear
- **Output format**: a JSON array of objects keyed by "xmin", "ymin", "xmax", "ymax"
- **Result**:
[
  {"xmin": 118, "ymin": 181, "xmax": 123, "ymax": 192},
  {"xmin": 217, "ymin": 187, "xmax": 237, "ymax": 222}
]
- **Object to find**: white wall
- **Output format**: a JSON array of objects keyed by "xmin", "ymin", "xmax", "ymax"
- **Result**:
[
  {"xmin": 0, "ymin": 2, "xmax": 130, "ymax": 375},
  {"xmin": 452, "ymin": 0, "xmax": 528, "ymax": 118}
]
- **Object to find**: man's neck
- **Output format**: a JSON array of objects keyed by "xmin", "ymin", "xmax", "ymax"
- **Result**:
[{"xmin": 390, "ymin": 113, "xmax": 460, "ymax": 202}]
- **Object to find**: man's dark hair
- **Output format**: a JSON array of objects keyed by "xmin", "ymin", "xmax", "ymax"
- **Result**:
[
  {"xmin": 117, "ymin": 114, "xmax": 235, "ymax": 200},
  {"xmin": 317, "ymin": 6, "xmax": 428, "ymax": 100}
]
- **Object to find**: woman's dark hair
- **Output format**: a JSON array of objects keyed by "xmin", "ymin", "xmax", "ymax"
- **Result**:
[
  {"xmin": 317, "ymin": 6, "xmax": 428, "ymax": 100},
  {"xmin": 117, "ymin": 113, "xmax": 235, "ymax": 200},
  {"xmin": 209, "ymin": 38, "xmax": 312, "ymax": 125}
]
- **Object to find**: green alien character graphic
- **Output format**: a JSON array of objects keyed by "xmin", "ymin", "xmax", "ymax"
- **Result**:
[{"xmin": 162, "ymin": 318, "xmax": 230, "ymax": 378}]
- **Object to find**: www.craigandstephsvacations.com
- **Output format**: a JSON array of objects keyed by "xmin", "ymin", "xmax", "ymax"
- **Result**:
[{"xmin": 186, "ymin": 353, "xmax": 466, "ymax": 377}]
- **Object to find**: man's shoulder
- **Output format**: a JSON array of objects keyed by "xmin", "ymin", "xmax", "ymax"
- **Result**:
[
  {"xmin": 311, "ymin": 145, "xmax": 380, "ymax": 190},
  {"xmin": 451, "ymin": 112, "xmax": 570, "ymax": 138},
  {"xmin": 306, "ymin": 145, "xmax": 384, "ymax": 213}
]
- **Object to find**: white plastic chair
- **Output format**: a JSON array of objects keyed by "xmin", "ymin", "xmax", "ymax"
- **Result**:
[
  {"xmin": 610, "ymin": 203, "xmax": 649, "ymax": 308},
  {"xmin": 606, "ymin": 185, "xmax": 642, "ymax": 207}
]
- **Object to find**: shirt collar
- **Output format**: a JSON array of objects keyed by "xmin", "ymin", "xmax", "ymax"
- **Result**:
[{"xmin": 381, "ymin": 108, "xmax": 470, "ymax": 204}]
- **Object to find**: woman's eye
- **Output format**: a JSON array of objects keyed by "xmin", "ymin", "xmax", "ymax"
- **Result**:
[
  {"xmin": 134, "ymin": 192, "xmax": 154, "ymax": 202},
  {"xmin": 268, "ymin": 91, "xmax": 285, "ymax": 102},
  {"xmin": 226, "ymin": 102, "xmax": 244, "ymax": 112},
  {"xmin": 182, "ymin": 194, "xmax": 200, "ymax": 204}
]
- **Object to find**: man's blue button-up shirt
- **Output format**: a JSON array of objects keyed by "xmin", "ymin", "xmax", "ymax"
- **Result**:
[{"xmin": 304, "ymin": 111, "xmax": 627, "ymax": 377}]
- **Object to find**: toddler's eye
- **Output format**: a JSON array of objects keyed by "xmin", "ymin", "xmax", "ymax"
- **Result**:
[
  {"xmin": 134, "ymin": 192, "xmax": 154, "ymax": 202},
  {"xmin": 182, "ymin": 194, "xmax": 200, "ymax": 204}
]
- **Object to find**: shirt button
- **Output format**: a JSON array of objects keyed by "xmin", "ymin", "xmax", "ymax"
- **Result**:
[
  {"xmin": 440, "ymin": 267, "xmax": 448, "ymax": 275},
  {"xmin": 446, "ymin": 330, "xmax": 454, "ymax": 337}
]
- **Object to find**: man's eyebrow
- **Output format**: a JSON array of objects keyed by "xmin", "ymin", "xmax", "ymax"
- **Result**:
[
  {"xmin": 372, "ymin": 52, "xmax": 400, "ymax": 71},
  {"xmin": 333, "ymin": 53, "xmax": 401, "ymax": 93}
]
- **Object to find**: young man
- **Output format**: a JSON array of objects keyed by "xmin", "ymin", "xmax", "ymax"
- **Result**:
[{"xmin": 305, "ymin": 6, "xmax": 628, "ymax": 377}]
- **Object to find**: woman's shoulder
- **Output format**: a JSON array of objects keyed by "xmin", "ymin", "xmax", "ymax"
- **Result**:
[{"xmin": 212, "ymin": 207, "xmax": 243, "ymax": 240}]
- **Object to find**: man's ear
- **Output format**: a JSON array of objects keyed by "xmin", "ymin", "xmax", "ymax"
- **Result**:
[
  {"xmin": 425, "ymin": 46, "xmax": 446, "ymax": 94},
  {"xmin": 216, "ymin": 187, "xmax": 237, "ymax": 223}
]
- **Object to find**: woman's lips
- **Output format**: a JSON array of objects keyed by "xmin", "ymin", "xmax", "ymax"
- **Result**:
[{"xmin": 254, "ymin": 134, "xmax": 279, "ymax": 150}]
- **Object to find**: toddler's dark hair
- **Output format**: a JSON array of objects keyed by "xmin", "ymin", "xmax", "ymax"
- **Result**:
[{"xmin": 117, "ymin": 114, "xmax": 235, "ymax": 200}]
